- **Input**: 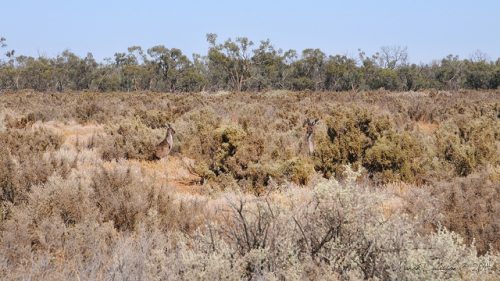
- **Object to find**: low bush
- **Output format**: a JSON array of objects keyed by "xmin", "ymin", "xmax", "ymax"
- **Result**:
[
  {"xmin": 98, "ymin": 118, "xmax": 160, "ymax": 161},
  {"xmin": 435, "ymin": 116, "xmax": 499, "ymax": 176},
  {"xmin": 0, "ymin": 128, "xmax": 63, "ymax": 204},
  {"xmin": 428, "ymin": 168, "xmax": 500, "ymax": 255},
  {"xmin": 280, "ymin": 157, "xmax": 315, "ymax": 185},
  {"xmin": 313, "ymin": 107, "xmax": 427, "ymax": 183},
  {"xmin": 364, "ymin": 131, "xmax": 424, "ymax": 183}
]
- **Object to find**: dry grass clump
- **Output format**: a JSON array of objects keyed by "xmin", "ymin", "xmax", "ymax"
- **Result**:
[
  {"xmin": 0, "ymin": 170, "xmax": 118, "ymax": 280},
  {"xmin": 88, "ymin": 162, "xmax": 208, "ymax": 234},
  {"xmin": 0, "ymin": 161, "xmax": 209, "ymax": 280},
  {"xmin": 0, "ymin": 109, "xmax": 5, "ymax": 132}
]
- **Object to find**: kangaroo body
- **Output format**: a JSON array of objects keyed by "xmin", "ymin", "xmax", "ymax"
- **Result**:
[
  {"xmin": 154, "ymin": 124, "xmax": 175, "ymax": 159},
  {"xmin": 304, "ymin": 118, "xmax": 319, "ymax": 155}
]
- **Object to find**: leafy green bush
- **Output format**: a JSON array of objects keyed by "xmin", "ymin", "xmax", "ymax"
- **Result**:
[
  {"xmin": 134, "ymin": 109, "xmax": 173, "ymax": 129},
  {"xmin": 364, "ymin": 132, "xmax": 424, "ymax": 183},
  {"xmin": 314, "ymin": 107, "xmax": 391, "ymax": 178},
  {"xmin": 435, "ymin": 116, "xmax": 499, "ymax": 176},
  {"xmin": 280, "ymin": 157, "xmax": 315, "ymax": 185}
]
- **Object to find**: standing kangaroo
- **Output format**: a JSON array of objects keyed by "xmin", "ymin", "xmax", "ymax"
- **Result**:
[
  {"xmin": 303, "ymin": 118, "xmax": 319, "ymax": 155},
  {"xmin": 154, "ymin": 123, "xmax": 175, "ymax": 160}
]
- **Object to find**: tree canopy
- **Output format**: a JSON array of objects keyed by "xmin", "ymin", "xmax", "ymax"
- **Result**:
[{"xmin": 0, "ymin": 34, "xmax": 499, "ymax": 92}]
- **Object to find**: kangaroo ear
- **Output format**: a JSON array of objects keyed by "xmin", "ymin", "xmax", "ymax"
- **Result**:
[
  {"xmin": 303, "ymin": 118, "xmax": 310, "ymax": 127},
  {"xmin": 314, "ymin": 118, "xmax": 319, "ymax": 125}
]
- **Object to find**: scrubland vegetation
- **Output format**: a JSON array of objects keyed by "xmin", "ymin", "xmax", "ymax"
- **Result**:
[
  {"xmin": 1, "ymin": 35, "xmax": 500, "ymax": 93},
  {"xmin": 0, "ymin": 89, "xmax": 498, "ymax": 280}
]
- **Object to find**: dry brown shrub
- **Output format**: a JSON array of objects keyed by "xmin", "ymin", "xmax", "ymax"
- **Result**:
[
  {"xmin": 97, "ymin": 118, "xmax": 160, "ymax": 161},
  {"xmin": 0, "ymin": 128, "xmax": 64, "ymax": 204},
  {"xmin": 90, "ymin": 163, "xmax": 161, "ymax": 231},
  {"xmin": 0, "ymin": 127, "xmax": 62, "ymax": 158},
  {"xmin": 428, "ymin": 168, "xmax": 500, "ymax": 254}
]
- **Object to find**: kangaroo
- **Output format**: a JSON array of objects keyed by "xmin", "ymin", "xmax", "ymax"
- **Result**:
[
  {"xmin": 303, "ymin": 118, "xmax": 319, "ymax": 155},
  {"xmin": 154, "ymin": 123, "xmax": 175, "ymax": 160}
]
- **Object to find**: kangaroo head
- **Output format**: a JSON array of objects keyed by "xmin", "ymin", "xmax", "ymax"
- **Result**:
[
  {"xmin": 165, "ymin": 123, "xmax": 176, "ymax": 135},
  {"xmin": 303, "ymin": 118, "xmax": 319, "ymax": 136}
]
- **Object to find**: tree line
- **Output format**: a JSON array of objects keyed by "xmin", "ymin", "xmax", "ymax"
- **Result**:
[{"xmin": 1, "ymin": 34, "xmax": 499, "ymax": 92}]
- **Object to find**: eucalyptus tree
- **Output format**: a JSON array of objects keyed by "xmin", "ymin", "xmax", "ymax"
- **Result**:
[
  {"xmin": 176, "ymin": 53, "xmax": 207, "ymax": 92},
  {"xmin": 435, "ymin": 55, "xmax": 465, "ymax": 90},
  {"xmin": 289, "ymin": 48, "xmax": 326, "ymax": 90},
  {"xmin": 462, "ymin": 52, "xmax": 495, "ymax": 89},
  {"xmin": 377, "ymin": 46, "xmax": 408, "ymax": 69},
  {"xmin": 249, "ymin": 40, "xmax": 280, "ymax": 90},
  {"xmin": 248, "ymin": 40, "xmax": 297, "ymax": 91},
  {"xmin": 1, "ymin": 34, "xmax": 500, "ymax": 93},
  {"xmin": 0, "ymin": 37, "xmax": 15, "ymax": 65},
  {"xmin": 147, "ymin": 45, "xmax": 193, "ymax": 92},
  {"xmin": 116, "ymin": 46, "xmax": 150, "ymax": 91},
  {"xmin": 114, "ymin": 48, "xmax": 140, "ymax": 91},
  {"xmin": 358, "ymin": 49, "xmax": 403, "ymax": 90},
  {"xmin": 14, "ymin": 55, "xmax": 53, "ymax": 91},
  {"xmin": 52, "ymin": 50, "xmax": 97, "ymax": 91},
  {"xmin": 206, "ymin": 33, "xmax": 254, "ymax": 92},
  {"xmin": 0, "ymin": 37, "xmax": 16, "ymax": 90},
  {"xmin": 324, "ymin": 55, "xmax": 360, "ymax": 91},
  {"xmin": 491, "ymin": 59, "xmax": 500, "ymax": 89}
]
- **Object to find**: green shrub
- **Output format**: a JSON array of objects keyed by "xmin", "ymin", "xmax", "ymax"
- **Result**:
[
  {"xmin": 280, "ymin": 157, "xmax": 315, "ymax": 185},
  {"xmin": 212, "ymin": 125, "xmax": 248, "ymax": 175},
  {"xmin": 364, "ymin": 132, "xmax": 424, "ymax": 183},
  {"xmin": 134, "ymin": 109, "xmax": 173, "ymax": 129},
  {"xmin": 314, "ymin": 107, "xmax": 392, "ymax": 179},
  {"xmin": 435, "ymin": 116, "xmax": 499, "ymax": 176}
]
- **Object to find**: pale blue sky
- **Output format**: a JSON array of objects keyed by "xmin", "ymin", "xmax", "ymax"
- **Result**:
[{"xmin": 1, "ymin": 0, "xmax": 499, "ymax": 63}]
